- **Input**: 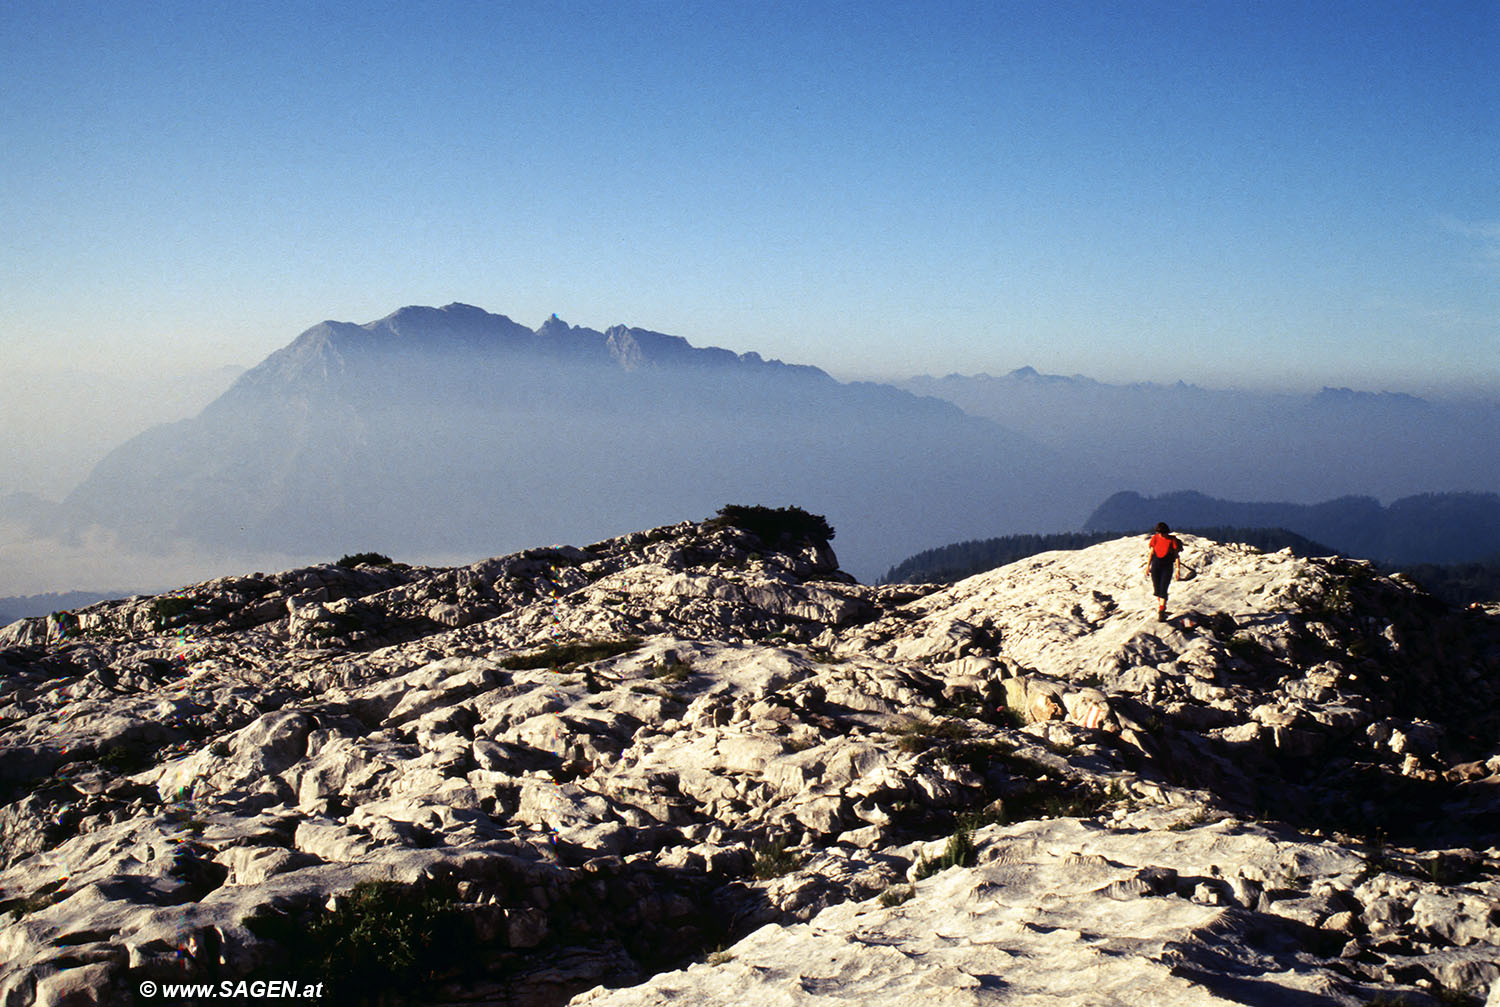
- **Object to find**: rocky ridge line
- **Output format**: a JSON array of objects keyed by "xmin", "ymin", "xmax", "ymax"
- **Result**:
[{"xmin": 1, "ymin": 517, "xmax": 1499, "ymax": 1005}]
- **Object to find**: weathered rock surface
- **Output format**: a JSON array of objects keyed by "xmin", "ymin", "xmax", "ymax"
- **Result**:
[{"xmin": 2, "ymin": 518, "xmax": 1498, "ymax": 1005}]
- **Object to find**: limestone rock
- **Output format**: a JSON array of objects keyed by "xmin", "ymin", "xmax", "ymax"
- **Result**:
[{"xmin": 2, "ymin": 523, "xmax": 1498, "ymax": 1006}]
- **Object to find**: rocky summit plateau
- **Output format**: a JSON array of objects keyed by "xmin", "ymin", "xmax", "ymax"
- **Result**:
[{"xmin": 3, "ymin": 508, "xmax": 1500, "ymax": 1006}]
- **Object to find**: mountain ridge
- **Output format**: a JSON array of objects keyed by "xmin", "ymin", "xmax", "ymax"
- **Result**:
[
  {"xmin": 45, "ymin": 304, "xmax": 1098, "ymax": 584},
  {"xmin": 2, "ymin": 514, "xmax": 1499, "ymax": 1004},
  {"xmin": 896, "ymin": 369, "xmax": 1500, "ymax": 506},
  {"xmin": 1087, "ymin": 489, "xmax": 1500, "ymax": 566}
]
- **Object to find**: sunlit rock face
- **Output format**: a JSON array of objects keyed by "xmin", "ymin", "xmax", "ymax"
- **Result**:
[{"xmin": 2, "ymin": 516, "xmax": 1499, "ymax": 1006}]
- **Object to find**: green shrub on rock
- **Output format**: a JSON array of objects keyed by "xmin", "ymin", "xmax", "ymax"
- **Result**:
[
  {"xmin": 335, "ymin": 552, "xmax": 395, "ymax": 568},
  {"xmin": 245, "ymin": 880, "xmax": 465, "ymax": 998},
  {"xmin": 499, "ymin": 637, "xmax": 643, "ymax": 671},
  {"xmin": 707, "ymin": 505, "xmax": 835, "ymax": 546},
  {"xmin": 149, "ymin": 595, "xmax": 196, "ymax": 630}
]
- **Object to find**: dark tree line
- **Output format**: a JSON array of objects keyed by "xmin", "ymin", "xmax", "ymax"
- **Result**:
[{"xmin": 1392, "ymin": 561, "xmax": 1500, "ymax": 607}]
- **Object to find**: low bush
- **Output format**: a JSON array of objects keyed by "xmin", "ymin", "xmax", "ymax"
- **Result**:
[
  {"xmin": 708, "ymin": 505, "xmax": 835, "ymax": 546},
  {"xmin": 499, "ymin": 637, "xmax": 643, "ymax": 671},
  {"xmin": 939, "ymin": 738, "xmax": 1014, "ymax": 774},
  {"xmin": 955, "ymin": 802, "xmax": 1007, "ymax": 832},
  {"xmin": 244, "ymin": 880, "xmax": 465, "ymax": 998},
  {"xmin": 307, "ymin": 612, "xmax": 363, "ymax": 639},
  {"xmin": 149, "ymin": 595, "xmax": 196, "ymax": 630},
  {"xmin": 335, "ymin": 553, "xmax": 395, "ymax": 568},
  {"xmin": 994, "ymin": 705, "xmax": 1027, "ymax": 729},
  {"xmin": 1003, "ymin": 783, "xmax": 1115, "ymax": 822}
]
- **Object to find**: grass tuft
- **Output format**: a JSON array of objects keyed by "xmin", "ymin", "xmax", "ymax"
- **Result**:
[
  {"xmin": 751, "ymin": 838, "xmax": 803, "ymax": 880},
  {"xmin": 650, "ymin": 659, "xmax": 693, "ymax": 683},
  {"xmin": 887, "ymin": 716, "xmax": 973, "ymax": 754},
  {"xmin": 878, "ymin": 884, "xmax": 915, "ymax": 907},
  {"xmin": 913, "ymin": 828, "xmax": 977, "ymax": 880}
]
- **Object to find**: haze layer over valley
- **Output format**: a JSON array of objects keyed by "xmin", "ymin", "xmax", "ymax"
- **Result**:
[
  {"xmin": 9, "ymin": 304, "xmax": 1100, "ymax": 592},
  {"xmin": 898, "ymin": 370, "xmax": 1500, "ymax": 508},
  {"xmin": 7, "ymin": 303, "xmax": 1499, "ymax": 600}
]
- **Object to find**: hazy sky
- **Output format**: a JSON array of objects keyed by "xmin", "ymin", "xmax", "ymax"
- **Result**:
[{"xmin": 3, "ymin": 1, "xmax": 1497, "ymax": 397}]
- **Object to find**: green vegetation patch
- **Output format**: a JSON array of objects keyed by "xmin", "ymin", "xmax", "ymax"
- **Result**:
[
  {"xmin": 244, "ymin": 880, "xmax": 465, "ymax": 998},
  {"xmin": 499, "ymin": 637, "xmax": 643, "ymax": 672},
  {"xmin": 913, "ymin": 828, "xmax": 977, "ymax": 880},
  {"xmin": 307, "ymin": 612, "xmax": 363, "ymax": 639},
  {"xmin": 2, "ymin": 877, "xmax": 68, "ymax": 919},
  {"xmin": 98, "ymin": 744, "xmax": 154, "ymax": 774},
  {"xmin": 708, "ymin": 504, "xmax": 835, "ymax": 545},
  {"xmin": 751, "ymin": 838, "xmax": 804, "ymax": 880},
  {"xmin": 149, "ymin": 595, "xmax": 197, "ymax": 630},
  {"xmin": 878, "ymin": 884, "xmax": 915, "ymax": 908},
  {"xmin": 1002, "ymin": 782, "xmax": 1117, "ymax": 823},
  {"xmin": 933, "ymin": 696, "xmax": 988, "ymax": 719},
  {"xmin": 954, "ymin": 798, "xmax": 1010, "ymax": 833},
  {"xmin": 938, "ymin": 738, "xmax": 1014, "ymax": 775},
  {"xmin": 334, "ymin": 552, "xmax": 395, "ymax": 568},
  {"xmin": 886, "ymin": 716, "xmax": 974, "ymax": 754}
]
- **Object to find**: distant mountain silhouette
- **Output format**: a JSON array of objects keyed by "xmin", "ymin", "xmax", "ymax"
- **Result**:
[
  {"xmin": 1085, "ymin": 490, "xmax": 1500, "ymax": 565},
  {"xmin": 0, "ymin": 589, "xmax": 128, "ymax": 626},
  {"xmin": 898, "ymin": 371, "xmax": 1500, "ymax": 505},
  {"xmin": 53, "ymin": 304, "xmax": 1104, "ymax": 581}
]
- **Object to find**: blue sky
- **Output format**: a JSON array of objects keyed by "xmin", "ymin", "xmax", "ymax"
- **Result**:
[{"xmin": 3, "ymin": 0, "xmax": 1497, "ymax": 393}]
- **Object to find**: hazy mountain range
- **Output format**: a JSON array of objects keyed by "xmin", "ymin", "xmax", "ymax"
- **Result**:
[
  {"xmin": 897, "ymin": 369, "xmax": 1500, "ymax": 504},
  {"xmin": 31, "ymin": 304, "xmax": 1101, "ymax": 585},
  {"xmin": 1086, "ymin": 489, "xmax": 1500, "ymax": 566},
  {"xmin": 5, "ymin": 307, "xmax": 1497, "ymax": 598}
]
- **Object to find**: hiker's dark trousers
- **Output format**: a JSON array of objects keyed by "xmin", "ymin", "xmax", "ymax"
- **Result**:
[{"xmin": 1150, "ymin": 557, "xmax": 1174, "ymax": 600}]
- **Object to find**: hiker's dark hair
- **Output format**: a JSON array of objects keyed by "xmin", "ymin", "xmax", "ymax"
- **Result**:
[{"xmin": 1154, "ymin": 522, "xmax": 1170, "ymax": 535}]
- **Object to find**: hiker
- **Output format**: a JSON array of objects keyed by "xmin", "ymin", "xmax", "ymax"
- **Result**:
[{"xmin": 1145, "ymin": 522, "xmax": 1183, "ymax": 621}]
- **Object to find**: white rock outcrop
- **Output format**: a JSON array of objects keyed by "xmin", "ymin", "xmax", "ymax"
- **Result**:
[{"xmin": 1, "ymin": 520, "xmax": 1498, "ymax": 1005}]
